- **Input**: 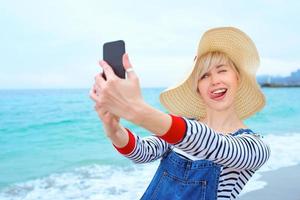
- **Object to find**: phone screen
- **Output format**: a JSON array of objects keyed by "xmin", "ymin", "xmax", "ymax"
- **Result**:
[{"xmin": 103, "ymin": 40, "xmax": 126, "ymax": 80}]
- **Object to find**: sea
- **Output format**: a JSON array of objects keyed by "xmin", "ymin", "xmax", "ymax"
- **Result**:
[{"xmin": 0, "ymin": 87, "xmax": 300, "ymax": 200}]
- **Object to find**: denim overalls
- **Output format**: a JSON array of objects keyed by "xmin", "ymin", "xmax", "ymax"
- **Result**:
[{"xmin": 140, "ymin": 128, "xmax": 255, "ymax": 200}]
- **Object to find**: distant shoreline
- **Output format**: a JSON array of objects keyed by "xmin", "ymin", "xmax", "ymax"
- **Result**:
[
  {"xmin": 1, "ymin": 86, "xmax": 300, "ymax": 90},
  {"xmin": 260, "ymin": 83, "xmax": 300, "ymax": 88}
]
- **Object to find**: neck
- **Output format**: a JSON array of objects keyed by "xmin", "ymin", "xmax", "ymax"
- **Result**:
[{"xmin": 200, "ymin": 106, "xmax": 247, "ymax": 133}]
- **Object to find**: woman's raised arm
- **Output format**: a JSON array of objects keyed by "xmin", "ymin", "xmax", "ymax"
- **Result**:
[
  {"xmin": 132, "ymin": 108, "xmax": 271, "ymax": 170},
  {"xmin": 90, "ymin": 54, "xmax": 270, "ymax": 170}
]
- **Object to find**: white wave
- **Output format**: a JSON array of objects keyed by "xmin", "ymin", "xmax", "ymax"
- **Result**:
[
  {"xmin": 260, "ymin": 133, "xmax": 300, "ymax": 171},
  {"xmin": 2, "ymin": 133, "xmax": 300, "ymax": 199},
  {"xmin": 241, "ymin": 132, "xmax": 300, "ymax": 196},
  {"xmin": 239, "ymin": 173, "xmax": 267, "ymax": 196},
  {"xmin": 0, "ymin": 163, "xmax": 159, "ymax": 200}
]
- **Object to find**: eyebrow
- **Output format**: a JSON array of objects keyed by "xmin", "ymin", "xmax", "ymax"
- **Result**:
[
  {"xmin": 216, "ymin": 64, "xmax": 226, "ymax": 69},
  {"xmin": 201, "ymin": 64, "xmax": 227, "ymax": 77}
]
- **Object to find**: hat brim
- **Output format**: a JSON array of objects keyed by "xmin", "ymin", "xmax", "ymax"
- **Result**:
[{"xmin": 159, "ymin": 27, "xmax": 266, "ymax": 120}]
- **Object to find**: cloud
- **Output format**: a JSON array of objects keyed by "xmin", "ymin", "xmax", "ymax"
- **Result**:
[
  {"xmin": 259, "ymin": 58, "xmax": 300, "ymax": 76},
  {"xmin": 0, "ymin": 0, "xmax": 299, "ymax": 88}
]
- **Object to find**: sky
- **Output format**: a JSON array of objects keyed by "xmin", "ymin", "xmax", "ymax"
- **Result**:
[{"xmin": 0, "ymin": 0, "xmax": 300, "ymax": 89}]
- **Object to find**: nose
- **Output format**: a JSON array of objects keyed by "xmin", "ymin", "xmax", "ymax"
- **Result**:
[{"xmin": 210, "ymin": 73, "xmax": 221, "ymax": 86}]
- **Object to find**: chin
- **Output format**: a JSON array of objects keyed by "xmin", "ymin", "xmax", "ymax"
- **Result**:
[{"xmin": 207, "ymin": 101, "xmax": 234, "ymax": 111}]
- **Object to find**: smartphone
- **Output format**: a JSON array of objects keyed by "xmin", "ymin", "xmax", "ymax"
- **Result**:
[{"xmin": 102, "ymin": 40, "xmax": 126, "ymax": 80}]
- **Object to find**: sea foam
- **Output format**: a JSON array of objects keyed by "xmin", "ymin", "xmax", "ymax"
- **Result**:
[{"xmin": 1, "ymin": 133, "xmax": 300, "ymax": 200}]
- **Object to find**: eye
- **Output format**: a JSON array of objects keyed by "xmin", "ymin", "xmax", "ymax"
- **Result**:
[
  {"xmin": 219, "ymin": 70, "xmax": 227, "ymax": 73},
  {"xmin": 201, "ymin": 73, "xmax": 209, "ymax": 79}
]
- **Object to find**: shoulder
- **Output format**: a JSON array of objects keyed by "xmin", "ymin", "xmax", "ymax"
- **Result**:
[{"xmin": 246, "ymin": 130, "xmax": 265, "ymax": 139}]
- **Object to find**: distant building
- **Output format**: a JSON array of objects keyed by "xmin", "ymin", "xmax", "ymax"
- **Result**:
[{"xmin": 257, "ymin": 69, "xmax": 300, "ymax": 87}]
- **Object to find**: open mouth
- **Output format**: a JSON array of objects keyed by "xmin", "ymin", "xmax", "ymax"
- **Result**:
[{"xmin": 209, "ymin": 88, "xmax": 227, "ymax": 100}]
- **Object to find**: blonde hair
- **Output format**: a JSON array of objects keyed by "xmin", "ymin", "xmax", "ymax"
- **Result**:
[{"xmin": 193, "ymin": 51, "xmax": 240, "ymax": 93}]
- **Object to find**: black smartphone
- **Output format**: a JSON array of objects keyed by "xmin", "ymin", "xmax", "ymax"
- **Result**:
[{"xmin": 102, "ymin": 40, "xmax": 126, "ymax": 80}]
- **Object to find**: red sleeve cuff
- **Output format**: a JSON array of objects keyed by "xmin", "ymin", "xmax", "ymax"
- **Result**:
[
  {"xmin": 113, "ymin": 128, "xmax": 136, "ymax": 155},
  {"xmin": 158, "ymin": 114, "xmax": 187, "ymax": 144}
]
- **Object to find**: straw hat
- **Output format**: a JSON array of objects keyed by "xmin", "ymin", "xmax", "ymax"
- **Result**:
[{"xmin": 159, "ymin": 27, "xmax": 266, "ymax": 120}]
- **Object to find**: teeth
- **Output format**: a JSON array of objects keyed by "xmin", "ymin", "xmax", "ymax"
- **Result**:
[{"xmin": 212, "ymin": 88, "xmax": 227, "ymax": 94}]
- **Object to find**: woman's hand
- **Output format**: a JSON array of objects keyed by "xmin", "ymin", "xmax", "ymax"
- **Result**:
[
  {"xmin": 89, "ymin": 53, "xmax": 145, "ymax": 124},
  {"xmin": 93, "ymin": 102, "xmax": 120, "ymax": 138},
  {"xmin": 93, "ymin": 97, "xmax": 130, "ymax": 148},
  {"xmin": 90, "ymin": 53, "xmax": 171, "ymax": 137}
]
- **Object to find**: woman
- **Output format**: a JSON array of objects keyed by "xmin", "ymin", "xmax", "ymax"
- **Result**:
[{"xmin": 90, "ymin": 27, "xmax": 271, "ymax": 200}]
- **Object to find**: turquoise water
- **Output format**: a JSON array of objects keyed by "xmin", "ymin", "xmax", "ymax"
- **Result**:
[
  {"xmin": 244, "ymin": 88, "xmax": 300, "ymax": 133},
  {"xmin": 0, "ymin": 88, "xmax": 299, "ymax": 199},
  {"xmin": 0, "ymin": 88, "xmax": 166, "ymax": 189}
]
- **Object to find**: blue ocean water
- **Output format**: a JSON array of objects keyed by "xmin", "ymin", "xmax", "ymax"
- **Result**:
[{"xmin": 0, "ymin": 88, "xmax": 299, "ymax": 199}]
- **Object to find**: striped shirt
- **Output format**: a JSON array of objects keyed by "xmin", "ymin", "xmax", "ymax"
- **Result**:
[{"xmin": 113, "ymin": 114, "xmax": 271, "ymax": 200}]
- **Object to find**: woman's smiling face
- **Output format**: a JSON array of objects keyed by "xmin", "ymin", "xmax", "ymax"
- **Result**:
[{"xmin": 197, "ymin": 59, "xmax": 240, "ymax": 112}]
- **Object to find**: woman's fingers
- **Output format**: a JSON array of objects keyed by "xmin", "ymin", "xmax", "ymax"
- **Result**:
[
  {"xmin": 90, "ymin": 54, "xmax": 143, "ymax": 123},
  {"xmin": 89, "ymin": 86, "xmax": 98, "ymax": 102},
  {"xmin": 122, "ymin": 53, "xmax": 137, "ymax": 80},
  {"xmin": 95, "ymin": 104, "xmax": 107, "ymax": 118},
  {"xmin": 99, "ymin": 60, "xmax": 118, "ymax": 81},
  {"xmin": 90, "ymin": 84, "xmax": 105, "ymax": 105},
  {"xmin": 122, "ymin": 53, "xmax": 132, "ymax": 69},
  {"xmin": 94, "ymin": 72, "xmax": 106, "ymax": 90},
  {"xmin": 94, "ymin": 104, "xmax": 120, "ymax": 126},
  {"xmin": 93, "ymin": 83, "xmax": 101, "ymax": 96}
]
